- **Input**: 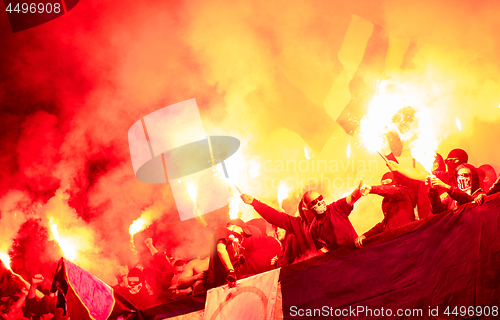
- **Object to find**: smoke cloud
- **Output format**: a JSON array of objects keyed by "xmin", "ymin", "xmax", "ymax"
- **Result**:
[{"xmin": 1, "ymin": 0, "xmax": 500, "ymax": 283}]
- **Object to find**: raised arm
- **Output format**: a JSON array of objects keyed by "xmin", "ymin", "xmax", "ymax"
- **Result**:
[
  {"xmin": 240, "ymin": 194, "xmax": 298, "ymax": 233},
  {"xmin": 346, "ymin": 179, "xmax": 363, "ymax": 206},
  {"xmin": 366, "ymin": 185, "xmax": 406, "ymax": 201}
]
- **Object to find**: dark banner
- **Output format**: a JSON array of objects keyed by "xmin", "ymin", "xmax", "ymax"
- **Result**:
[{"xmin": 280, "ymin": 197, "xmax": 500, "ymax": 319}]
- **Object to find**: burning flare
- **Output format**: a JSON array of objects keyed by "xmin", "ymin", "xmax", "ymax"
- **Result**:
[
  {"xmin": 49, "ymin": 217, "xmax": 77, "ymax": 261},
  {"xmin": 129, "ymin": 217, "xmax": 148, "ymax": 236},
  {"xmin": 0, "ymin": 252, "xmax": 11, "ymax": 270},
  {"xmin": 228, "ymin": 198, "xmax": 240, "ymax": 220},
  {"xmin": 346, "ymin": 142, "xmax": 351, "ymax": 159},
  {"xmin": 277, "ymin": 182, "xmax": 291, "ymax": 210},
  {"xmin": 359, "ymin": 80, "xmax": 439, "ymax": 172}
]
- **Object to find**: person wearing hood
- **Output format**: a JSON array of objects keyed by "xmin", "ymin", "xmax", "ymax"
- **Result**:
[
  {"xmin": 240, "ymin": 193, "xmax": 319, "ymax": 266},
  {"xmin": 354, "ymin": 172, "xmax": 417, "ymax": 248},
  {"xmin": 205, "ymin": 219, "xmax": 252, "ymax": 290},
  {"xmin": 306, "ymin": 179, "xmax": 364, "ymax": 252},
  {"xmin": 474, "ymin": 173, "xmax": 500, "ymax": 205},
  {"xmin": 477, "ymin": 164, "xmax": 497, "ymax": 193},
  {"xmin": 428, "ymin": 163, "xmax": 484, "ymax": 214},
  {"xmin": 240, "ymin": 181, "xmax": 362, "ymax": 263},
  {"xmin": 440, "ymin": 149, "xmax": 469, "ymax": 188}
]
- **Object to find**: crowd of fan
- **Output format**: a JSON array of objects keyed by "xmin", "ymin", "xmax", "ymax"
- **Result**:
[{"xmin": 1, "ymin": 148, "xmax": 499, "ymax": 316}]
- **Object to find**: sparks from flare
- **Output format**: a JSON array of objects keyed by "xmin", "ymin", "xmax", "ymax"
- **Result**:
[
  {"xmin": 49, "ymin": 217, "xmax": 77, "ymax": 261},
  {"xmin": 0, "ymin": 252, "xmax": 11, "ymax": 270},
  {"xmin": 359, "ymin": 80, "xmax": 439, "ymax": 173}
]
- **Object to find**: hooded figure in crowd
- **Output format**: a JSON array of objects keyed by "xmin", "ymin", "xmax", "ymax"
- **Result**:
[
  {"xmin": 429, "ymin": 163, "xmax": 484, "ymax": 214},
  {"xmin": 355, "ymin": 172, "xmax": 417, "ymax": 247},
  {"xmin": 205, "ymin": 219, "xmax": 252, "ymax": 290},
  {"xmin": 306, "ymin": 182, "xmax": 363, "ymax": 253}
]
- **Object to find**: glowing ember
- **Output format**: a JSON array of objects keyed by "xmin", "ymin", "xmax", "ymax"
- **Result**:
[
  {"xmin": 304, "ymin": 147, "xmax": 310, "ymax": 160},
  {"xmin": 49, "ymin": 218, "xmax": 77, "ymax": 261},
  {"xmin": 0, "ymin": 252, "xmax": 11, "ymax": 270},
  {"xmin": 455, "ymin": 118, "xmax": 462, "ymax": 131},
  {"xmin": 129, "ymin": 217, "xmax": 147, "ymax": 236},
  {"xmin": 277, "ymin": 182, "xmax": 291, "ymax": 209},
  {"xmin": 346, "ymin": 142, "xmax": 351, "ymax": 159},
  {"xmin": 186, "ymin": 182, "xmax": 197, "ymax": 203},
  {"xmin": 249, "ymin": 161, "xmax": 261, "ymax": 178}
]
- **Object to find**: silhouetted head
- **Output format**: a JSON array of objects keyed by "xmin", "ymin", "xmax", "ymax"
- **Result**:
[{"xmin": 445, "ymin": 149, "xmax": 468, "ymax": 173}]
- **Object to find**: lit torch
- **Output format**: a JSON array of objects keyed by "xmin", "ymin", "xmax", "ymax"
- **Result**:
[
  {"xmin": 49, "ymin": 218, "xmax": 77, "ymax": 261},
  {"xmin": 277, "ymin": 182, "xmax": 291, "ymax": 211},
  {"xmin": 0, "ymin": 252, "xmax": 11, "ymax": 270},
  {"xmin": 360, "ymin": 80, "xmax": 438, "ymax": 173},
  {"xmin": 129, "ymin": 213, "xmax": 152, "ymax": 253}
]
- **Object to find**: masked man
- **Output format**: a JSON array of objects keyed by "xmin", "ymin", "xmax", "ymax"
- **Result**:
[
  {"xmin": 241, "ymin": 180, "xmax": 362, "ymax": 263},
  {"xmin": 306, "ymin": 180, "xmax": 363, "ymax": 252},
  {"xmin": 355, "ymin": 172, "xmax": 417, "ymax": 247},
  {"xmin": 429, "ymin": 163, "xmax": 484, "ymax": 213},
  {"xmin": 205, "ymin": 219, "xmax": 252, "ymax": 289}
]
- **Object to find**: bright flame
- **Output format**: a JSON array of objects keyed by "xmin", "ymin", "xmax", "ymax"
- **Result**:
[
  {"xmin": 129, "ymin": 217, "xmax": 147, "ymax": 236},
  {"xmin": 249, "ymin": 161, "xmax": 261, "ymax": 178},
  {"xmin": 346, "ymin": 142, "xmax": 351, "ymax": 159},
  {"xmin": 49, "ymin": 218, "xmax": 77, "ymax": 261},
  {"xmin": 228, "ymin": 198, "xmax": 240, "ymax": 219},
  {"xmin": 455, "ymin": 118, "xmax": 462, "ymax": 131},
  {"xmin": 304, "ymin": 147, "xmax": 310, "ymax": 160},
  {"xmin": 277, "ymin": 182, "xmax": 291, "ymax": 209},
  {"xmin": 360, "ymin": 80, "xmax": 438, "ymax": 172},
  {"xmin": 186, "ymin": 182, "xmax": 197, "ymax": 203},
  {"xmin": 0, "ymin": 252, "xmax": 11, "ymax": 270},
  {"xmin": 409, "ymin": 108, "xmax": 438, "ymax": 172}
]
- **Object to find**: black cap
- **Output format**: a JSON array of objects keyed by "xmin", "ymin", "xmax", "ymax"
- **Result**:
[{"xmin": 227, "ymin": 219, "xmax": 252, "ymax": 237}]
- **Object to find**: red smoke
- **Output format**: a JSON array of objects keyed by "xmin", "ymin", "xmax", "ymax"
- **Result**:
[{"xmin": 1, "ymin": 0, "xmax": 500, "ymax": 284}]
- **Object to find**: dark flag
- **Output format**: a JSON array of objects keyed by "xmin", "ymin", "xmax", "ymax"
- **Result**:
[{"xmin": 51, "ymin": 258, "xmax": 141, "ymax": 320}]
